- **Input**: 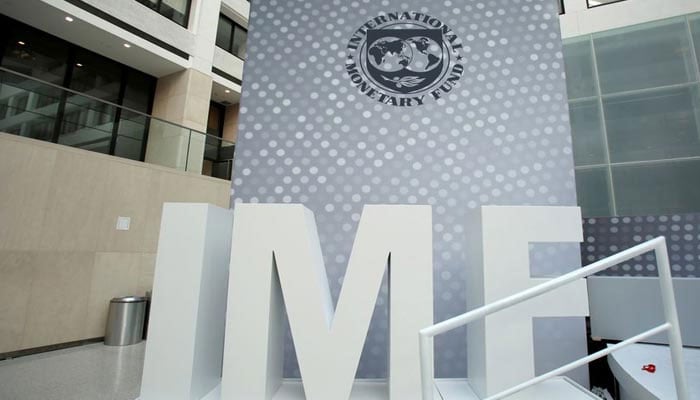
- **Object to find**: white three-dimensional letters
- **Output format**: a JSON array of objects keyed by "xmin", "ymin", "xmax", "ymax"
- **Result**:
[
  {"xmin": 221, "ymin": 204, "xmax": 434, "ymax": 400},
  {"xmin": 466, "ymin": 206, "xmax": 590, "ymax": 397}
]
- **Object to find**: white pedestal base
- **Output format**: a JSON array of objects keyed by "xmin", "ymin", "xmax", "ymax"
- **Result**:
[
  {"xmin": 196, "ymin": 381, "xmax": 441, "ymax": 400},
  {"xmin": 162, "ymin": 378, "xmax": 597, "ymax": 400},
  {"xmin": 435, "ymin": 378, "xmax": 598, "ymax": 399}
]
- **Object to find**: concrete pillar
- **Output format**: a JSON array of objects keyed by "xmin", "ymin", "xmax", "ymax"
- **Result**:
[
  {"xmin": 143, "ymin": 0, "xmax": 222, "ymax": 175},
  {"xmin": 189, "ymin": 0, "xmax": 222, "ymax": 74}
]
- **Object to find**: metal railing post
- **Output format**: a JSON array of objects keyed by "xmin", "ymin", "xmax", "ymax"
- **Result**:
[
  {"xmin": 655, "ymin": 238, "xmax": 690, "ymax": 400},
  {"xmin": 185, "ymin": 129, "xmax": 191, "ymax": 172},
  {"xmin": 418, "ymin": 237, "xmax": 690, "ymax": 400},
  {"xmin": 419, "ymin": 334, "xmax": 433, "ymax": 400}
]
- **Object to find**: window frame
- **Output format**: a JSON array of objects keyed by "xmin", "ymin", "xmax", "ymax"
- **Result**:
[
  {"xmin": 587, "ymin": 0, "xmax": 629, "ymax": 9},
  {"xmin": 0, "ymin": 16, "xmax": 157, "ymax": 161},
  {"xmin": 134, "ymin": 0, "xmax": 192, "ymax": 28},
  {"xmin": 216, "ymin": 13, "xmax": 247, "ymax": 60}
]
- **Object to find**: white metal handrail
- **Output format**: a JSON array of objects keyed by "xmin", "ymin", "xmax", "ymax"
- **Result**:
[{"xmin": 419, "ymin": 236, "xmax": 689, "ymax": 400}]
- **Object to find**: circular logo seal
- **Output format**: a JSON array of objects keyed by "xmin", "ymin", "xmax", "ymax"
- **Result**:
[{"xmin": 345, "ymin": 12, "xmax": 465, "ymax": 107}]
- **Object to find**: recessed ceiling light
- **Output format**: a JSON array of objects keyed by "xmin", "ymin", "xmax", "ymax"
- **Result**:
[
  {"xmin": 75, "ymin": 63, "xmax": 83, "ymax": 67},
  {"xmin": 17, "ymin": 41, "xmax": 25, "ymax": 45},
  {"xmin": 123, "ymin": 43, "xmax": 131, "ymax": 48},
  {"xmin": 65, "ymin": 16, "xmax": 74, "ymax": 22},
  {"xmin": 225, "ymin": 89, "xmax": 231, "ymax": 93}
]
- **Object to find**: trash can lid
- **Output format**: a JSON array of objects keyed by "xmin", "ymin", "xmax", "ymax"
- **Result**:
[{"xmin": 111, "ymin": 296, "xmax": 147, "ymax": 303}]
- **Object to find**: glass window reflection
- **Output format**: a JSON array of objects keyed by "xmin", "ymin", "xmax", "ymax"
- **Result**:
[{"xmin": 0, "ymin": 16, "xmax": 155, "ymax": 161}]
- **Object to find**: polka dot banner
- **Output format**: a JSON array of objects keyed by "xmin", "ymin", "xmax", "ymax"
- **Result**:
[
  {"xmin": 583, "ymin": 214, "xmax": 700, "ymax": 278},
  {"xmin": 231, "ymin": 0, "xmax": 586, "ymax": 382}
]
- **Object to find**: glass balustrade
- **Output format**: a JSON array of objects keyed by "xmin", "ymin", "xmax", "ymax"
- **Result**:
[{"xmin": 0, "ymin": 67, "xmax": 235, "ymax": 180}]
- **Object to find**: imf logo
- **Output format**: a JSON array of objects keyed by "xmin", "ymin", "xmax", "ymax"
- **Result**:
[{"xmin": 346, "ymin": 12, "xmax": 465, "ymax": 107}]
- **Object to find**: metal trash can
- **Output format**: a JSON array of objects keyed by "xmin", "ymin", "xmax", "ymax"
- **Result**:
[{"xmin": 104, "ymin": 296, "xmax": 147, "ymax": 346}]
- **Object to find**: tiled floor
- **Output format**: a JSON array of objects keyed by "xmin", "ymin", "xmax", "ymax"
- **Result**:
[{"xmin": 0, "ymin": 342, "xmax": 145, "ymax": 400}]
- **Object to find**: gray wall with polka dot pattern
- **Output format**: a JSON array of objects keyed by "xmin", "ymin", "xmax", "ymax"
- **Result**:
[
  {"xmin": 230, "ymin": 0, "xmax": 589, "ymax": 383},
  {"xmin": 583, "ymin": 214, "xmax": 700, "ymax": 278}
]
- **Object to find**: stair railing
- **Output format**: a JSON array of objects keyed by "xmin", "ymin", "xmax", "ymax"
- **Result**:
[{"xmin": 419, "ymin": 236, "xmax": 689, "ymax": 400}]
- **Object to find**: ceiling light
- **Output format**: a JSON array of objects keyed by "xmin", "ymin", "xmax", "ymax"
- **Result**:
[
  {"xmin": 65, "ymin": 16, "xmax": 74, "ymax": 22},
  {"xmin": 75, "ymin": 63, "xmax": 83, "ymax": 67},
  {"xmin": 225, "ymin": 89, "xmax": 231, "ymax": 93},
  {"xmin": 17, "ymin": 41, "xmax": 25, "ymax": 46},
  {"xmin": 123, "ymin": 43, "xmax": 131, "ymax": 48}
]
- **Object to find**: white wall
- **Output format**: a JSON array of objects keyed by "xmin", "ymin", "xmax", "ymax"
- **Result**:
[
  {"xmin": 560, "ymin": 0, "xmax": 700, "ymax": 38},
  {"xmin": 222, "ymin": 0, "xmax": 250, "ymax": 27},
  {"xmin": 214, "ymin": 48, "xmax": 245, "ymax": 82}
]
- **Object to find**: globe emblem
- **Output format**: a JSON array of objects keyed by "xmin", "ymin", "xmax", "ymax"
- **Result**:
[
  {"xmin": 345, "ymin": 15, "xmax": 464, "ymax": 106},
  {"xmin": 368, "ymin": 36, "xmax": 443, "ymax": 74},
  {"xmin": 405, "ymin": 37, "xmax": 443, "ymax": 72},
  {"xmin": 368, "ymin": 37, "xmax": 413, "ymax": 72}
]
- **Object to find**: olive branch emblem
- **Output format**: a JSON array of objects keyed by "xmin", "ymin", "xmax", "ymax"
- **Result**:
[{"xmin": 382, "ymin": 75, "xmax": 425, "ymax": 89}]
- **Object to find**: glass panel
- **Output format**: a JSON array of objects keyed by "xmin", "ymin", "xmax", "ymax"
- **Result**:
[
  {"xmin": 594, "ymin": 18, "xmax": 697, "ymax": 94},
  {"xmin": 70, "ymin": 50, "xmax": 122, "ymax": 103},
  {"xmin": 135, "ymin": 0, "xmax": 158, "ymax": 10},
  {"xmin": 1, "ymin": 19, "xmax": 69, "ymax": 85},
  {"xmin": 161, "ymin": 0, "xmax": 189, "ymax": 26},
  {"xmin": 59, "ymin": 95, "xmax": 117, "ymax": 154},
  {"xmin": 604, "ymin": 86, "xmax": 700, "ymax": 162},
  {"xmin": 562, "ymin": 37, "xmax": 597, "ymax": 99},
  {"xmin": 575, "ymin": 167, "xmax": 613, "ymax": 217},
  {"xmin": 146, "ymin": 119, "xmax": 191, "ymax": 170},
  {"xmin": 114, "ymin": 110, "xmax": 148, "ymax": 160},
  {"xmin": 232, "ymin": 25, "xmax": 248, "ymax": 59},
  {"xmin": 135, "ymin": 0, "xmax": 189, "ymax": 26},
  {"xmin": 569, "ymin": 99, "xmax": 606, "ymax": 165},
  {"xmin": 122, "ymin": 71, "xmax": 153, "ymax": 113},
  {"xmin": 0, "ymin": 71, "xmax": 61, "ymax": 141},
  {"xmin": 691, "ymin": 15, "xmax": 700, "ymax": 70},
  {"xmin": 186, "ymin": 131, "xmax": 206, "ymax": 172},
  {"xmin": 204, "ymin": 134, "xmax": 221, "ymax": 161},
  {"xmin": 212, "ymin": 159, "xmax": 233, "ymax": 180},
  {"xmin": 220, "ymin": 140, "xmax": 235, "ymax": 160},
  {"xmin": 613, "ymin": 160, "xmax": 700, "ymax": 215},
  {"xmin": 0, "ymin": 16, "xmax": 158, "ymax": 161},
  {"xmin": 216, "ymin": 16, "xmax": 233, "ymax": 52}
]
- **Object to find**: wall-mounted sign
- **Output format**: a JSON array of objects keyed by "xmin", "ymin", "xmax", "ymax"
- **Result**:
[
  {"xmin": 345, "ymin": 12, "xmax": 464, "ymax": 107},
  {"xmin": 232, "ymin": 0, "xmax": 582, "ymax": 383}
]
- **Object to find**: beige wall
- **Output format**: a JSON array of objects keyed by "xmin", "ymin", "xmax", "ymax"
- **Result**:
[
  {"xmin": 151, "ymin": 69, "xmax": 213, "ymax": 132},
  {"xmin": 0, "ymin": 133, "xmax": 230, "ymax": 354},
  {"xmin": 223, "ymin": 103, "xmax": 240, "ymax": 143}
]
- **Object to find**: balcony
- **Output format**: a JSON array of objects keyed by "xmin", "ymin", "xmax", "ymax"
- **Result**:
[{"xmin": 0, "ymin": 67, "xmax": 234, "ymax": 180}]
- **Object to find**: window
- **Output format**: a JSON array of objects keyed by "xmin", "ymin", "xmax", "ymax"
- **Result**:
[
  {"xmin": 0, "ymin": 21, "xmax": 69, "ymax": 86},
  {"xmin": 135, "ymin": 0, "xmax": 191, "ymax": 27},
  {"xmin": 216, "ymin": 14, "xmax": 247, "ymax": 59},
  {"xmin": 203, "ymin": 102, "xmax": 235, "ymax": 180},
  {"xmin": 563, "ymin": 15, "xmax": 700, "ymax": 217},
  {"xmin": 0, "ymin": 16, "xmax": 156, "ymax": 161}
]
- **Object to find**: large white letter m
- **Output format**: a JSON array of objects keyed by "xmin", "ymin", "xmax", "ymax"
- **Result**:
[{"xmin": 221, "ymin": 204, "xmax": 434, "ymax": 400}]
